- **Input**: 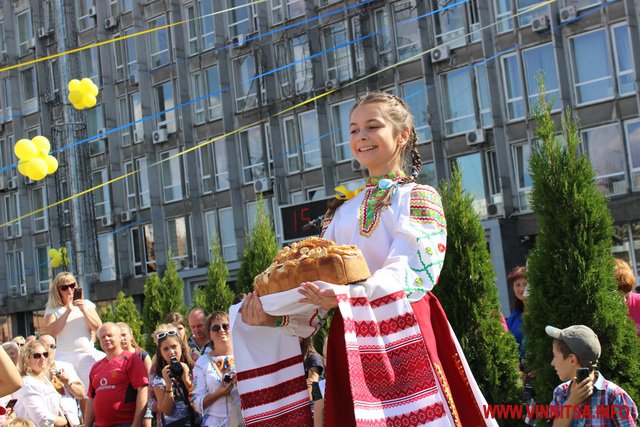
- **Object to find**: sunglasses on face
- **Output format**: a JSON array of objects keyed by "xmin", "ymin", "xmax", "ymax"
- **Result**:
[
  {"xmin": 58, "ymin": 282, "xmax": 76, "ymax": 291},
  {"xmin": 16, "ymin": 343, "xmax": 24, "ymax": 347},
  {"xmin": 156, "ymin": 330, "xmax": 178, "ymax": 340},
  {"xmin": 211, "ymin": 323, "xmax": 229, "ymax": 332},
  {"xmin": 32, "ymin": 352, "xmax": 49, "ymax": 359}
]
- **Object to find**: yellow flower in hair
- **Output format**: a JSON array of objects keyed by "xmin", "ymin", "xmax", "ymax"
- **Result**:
[{"xmin": 334, "ymin": 185, "xmax": 364, "ymax": 200}]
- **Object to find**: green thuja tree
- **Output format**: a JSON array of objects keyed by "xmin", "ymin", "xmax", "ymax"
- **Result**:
[
  {"xmin": 160, "ymin": 256, "xmax": 187, "ymax": 316},
  {"xmin": 142, "ymin": 272, "xmax": 164, "ymax": 350},
  {"xmin": 525, "ymin": 82, "xmax": 640, "ymax": 408},
  {"xmin": 434, "ymin": 168, "xmax": 522, "ymax": 417},
  {"xmin": 236, "ymin": 196, "xmax": 279, "ymax": 294},
  {"xmin": 192, "ymin": 239, "xmax": 234, "ymax": 313},
  {"xmin": 99, "ymin": 291, "xmax": 143, "ymax": 345}
]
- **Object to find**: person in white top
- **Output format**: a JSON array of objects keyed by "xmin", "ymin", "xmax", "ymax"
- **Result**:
[
  {"xmin": 192, "ymin": 312, "xmax": 241, "ymax": 427},
  {"xmin": 13, "ymin": 341, "xmax": 66, "ymax": 426},
  {"xmin": 39, "ymin": 335, "xmax": 85, "ymax": 426},
  {"xmin": 43, "ymin": 272, "xmax": 104, "ymax": 410}
]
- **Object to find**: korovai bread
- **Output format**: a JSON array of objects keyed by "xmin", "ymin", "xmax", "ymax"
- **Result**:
[{"xmin": 253, "ymin": 237, "xmax": 371, "ymax": 296}]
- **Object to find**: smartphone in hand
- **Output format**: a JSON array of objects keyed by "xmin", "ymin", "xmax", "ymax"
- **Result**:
[
  {"xmin": 73, "ymin": 287, "xmax": 83, "ymax": 301},
  {"xmin": 576, "ymin": 367, "xmax": 590, "ymax": 383}
]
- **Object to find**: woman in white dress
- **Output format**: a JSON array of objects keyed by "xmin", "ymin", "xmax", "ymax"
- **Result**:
[
  {"xmin": 13, "ymin": 341, "xmax": 67, "ymax": 426},
  {"xmin": 43, "ymin": 272, "xmax": 104, "ymax": 404}
]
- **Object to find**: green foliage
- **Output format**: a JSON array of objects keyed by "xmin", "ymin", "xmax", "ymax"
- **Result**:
[
  {"xmin": 236, "ymin": 196, "xmax": 279, "ymax": 294},
  {"xmin": 142, "ymin": 272, "xmax": 164, "ymax": 351},
  {"xmin": 160, "ymin": 256, "xmax": 187, "ymax": 315},
  {"xmin": 192, "ymin": 239, "xmax": 234, "ymax": 313},
  {"xmin": 98, "ymin": 292, "xmax": 143, "ymax": 345},
  {"xmin": 434, "ymin": 168, "xmax": 522, "ymax": 417},
  {"xmin": 526, "ymin": 81, "xmax": 640, "ymax": 408}
]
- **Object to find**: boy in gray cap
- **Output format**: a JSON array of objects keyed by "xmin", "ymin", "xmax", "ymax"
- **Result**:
[{"xmin": 546, "ymin": 324, "xmax": 638, "ymax": 426}]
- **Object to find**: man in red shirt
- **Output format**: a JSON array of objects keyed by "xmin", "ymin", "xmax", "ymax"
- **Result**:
[{"xmin": 85, "ymin": 322, "xmax": 148, "ymax": 427}]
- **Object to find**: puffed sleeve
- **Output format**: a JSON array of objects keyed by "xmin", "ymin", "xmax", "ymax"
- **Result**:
[{"xmin": 362, "ymin": 184, "xmax": 447, "ymax": 301}]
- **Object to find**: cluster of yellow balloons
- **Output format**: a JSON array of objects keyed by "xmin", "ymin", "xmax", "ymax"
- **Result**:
[
  {"xmin": 14, "ymin": 136, "xmax": 58, "ymax": 181},
  {"xmin": 48, "ymin": 247, "xmax": 68, "ymax": 268},
  {"xmin": 68, "ymin": 78, "xmax": 99, "ymax": 110}
]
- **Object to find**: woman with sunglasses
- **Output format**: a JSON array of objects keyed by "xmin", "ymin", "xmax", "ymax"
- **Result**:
[
  {"xmin": 151, "ymin": 326, "xmax": 197, "ymax": 426},
  {"xmin": 12, "ymin": 341, "xmax": 67, "ymax": 426},
  {"xmin": 43, "ymin": 272, "xmax": 104, "ymax": 404},
  {"xmin": 193, "ymin": 312, "xmax": 241, "ymax": 427}
]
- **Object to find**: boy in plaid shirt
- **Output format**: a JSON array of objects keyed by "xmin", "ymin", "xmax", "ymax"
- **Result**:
[{"xmin": 546, "ymin": 324, "xmax": 637, "ymax": 426}]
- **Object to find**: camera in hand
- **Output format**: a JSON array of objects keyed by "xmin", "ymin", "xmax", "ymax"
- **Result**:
[
  {"xmin": 51, "ymin": 368, "xmax": 62, "ymax": 376},
  {"xmin": 223, "ymin": 373, "xmax": 233, "ymax": 383},
  {"xmin": 169, "ymin": 355, "xmax": 184, "ymax": 379}
]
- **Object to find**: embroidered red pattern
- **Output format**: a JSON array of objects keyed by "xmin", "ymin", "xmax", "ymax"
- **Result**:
[
  {"xmin": 350, "ymin": 290, "xmax": 406, "ymax": 308},
  {"xmin": 245, "ymin": 405, "xmax": 313, "ymax": 427},
  {"xmin": 240, "ymin": 376, "xmax": 308, "ymax": 410},
  {"xmin": 349, "ymin": 312, "xmax": 417, "ymax": 337},
  {"xmin": 356, "ymin": 402, "xmax": 447, "ymax": 427},
  {"xmin": 236, "ymin": 355, "xmax": 303, "ymax": 381}
]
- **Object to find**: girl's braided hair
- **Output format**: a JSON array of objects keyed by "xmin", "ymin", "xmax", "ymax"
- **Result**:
[{"xmin": 328, "ymin": 91, "xmax": 422, "ymax": 213}]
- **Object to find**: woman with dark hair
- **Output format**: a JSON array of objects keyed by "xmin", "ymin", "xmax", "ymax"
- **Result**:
[{"xmin": 506, "ymin": 266, "xmax": 527, "ymax": 359}]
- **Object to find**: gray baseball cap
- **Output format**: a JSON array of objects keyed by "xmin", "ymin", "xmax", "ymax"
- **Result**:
[{"xmin": 545, "ymin": 324, "xmax": 601, "ymax": 368}]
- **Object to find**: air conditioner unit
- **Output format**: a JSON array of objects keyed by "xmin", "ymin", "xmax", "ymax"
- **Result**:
[
  {"xmin": 465, "ymin": 129, "xmax": 485, "ymax": 146},
  {"xmin": 431, "ymin": 45, "xmax": 451, "ymax": 63},
  {"xmin": 531, "ymin": 15, "xmax": 549, "ymax": 32},
  {"xmin": 88, "ymin": 6, "xmax": 97, "ymax": 17},
  {"xmin": 233, "ymin": 33, "xmax": 248, "ymax": 48},
  {"xmin": 37, "ymin": 27, "xmax": 48, "ymax": 39},
  {"xmin": 105, "ymin": 16, "xmax": 118, "ymax": 29},
  {"xmin": 128, "ymin": 74, "xmax": 139, "ymax": 85},
  {"xmin": 152, "ymin": 128, "xmax": 168, "ymax": 144},
  {"xmin": 350, "ymin": 159, "xmax": 363, "ymax": 172},
  {"xmin": 487, "ymin": 202, "xmax": 505, "ymax": 218},
  {"xmin": 120, "ymin": 210, "xmax": 134, "ymax": 223},
  {"xmin": 559, "ymin": 6, "xmax": 577, "ymax": 23},
  {"xmin": 325, "ymin": 79, "xmax": 338, "ymax": 91},
  {"xmin": 253, "ymin": 178, "xmax": 271, "ymax": 193},
  {"xmin": 96, "ymin": 127, "xmax": 107, "ymax": 138},
  {"xmin": 7, "ymin": 177, "xmax": 17, "ymax": 190},
  {"xmin": 101, "ymin": 216, "xmax": 113, "ymax": 227}
]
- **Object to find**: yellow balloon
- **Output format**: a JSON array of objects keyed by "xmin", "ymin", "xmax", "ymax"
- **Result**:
[
  {"xmin": 89, "ymin": 82, "xmax": 99, "ymax": 97},
  {"xmin": 79, "ymin": 78, "xmax": 93, "ymax": 94},
  {"xmin": 48, "ymin": 248, "xmax": 58, "ymax": 258},
  {"xmin": 72, "ymin": 100, "xmax": 85, "ymax": 110},
  {"xmin": 44, "ymin": 155, "xmax": 58, "ymax": 174},
  {"xmin": 32, "ymin": 136, "xmax": 50, "ymax": 154},
  {"xmin": 14, "ymin": 139, "xmax": 38, "ymax": 160},
  {"xmin": 69, "ymin": 90, "xmax": 83, "ymax": 105},
  {"xmin": 17, "ymin": 161, "xmax": 29, "ymax": 176},
  {"xmin": 67, "ymin": 79, "xmax": 81, "ymax": 92},
  {"xmin": 50, "ymin": 257, "xmax": 61, "ymax": 268},
  {"xmin": 25, "ymin": 157, "xmax": 48, "ymax": 181},
  {"xmin": 83, "ymin": 93, "xmax": 97, "ymax": 108}
]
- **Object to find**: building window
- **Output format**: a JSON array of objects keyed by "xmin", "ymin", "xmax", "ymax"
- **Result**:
[
  {"xmin": 148, "ymin": 15, "xmax": 170, "ymax": 69},
  {"xmin": 624, "ymin": 119, "xmax": 640, "ymax": 192},
  {"xmin": 124, "ymin": 161, "xmax": 137, "ymax": 211},
  {"xmin": 475, "ymin": 63, "xmax": 493, "ymax": 128},
  {"xmin": 36, "ymin": 246, "xmax": 50, "ymax": 293},
  {"xmin": 501, "ymin": 53, "xmax": 526, "ymax": 121},
  {"xmin": 131, "ymin": 224, "xmax": 155, "ymax": 276},
  {"xmin": 228, "ymin": 0, "xmax": 252, "ymax": 37},
  {"xmin": 161, "ymin": 149, "xmax": 185, "ymax": 203},
  {"xmin": 186, "ymin": 5, "xmax": 199, "ymax": 55},
  {"xmin": 31, "ymin": 186, "xmax": 48, "ymax": 233},
  {"xmin": 4, "ymin": 78, "xmax": 12, "ymax": 117},
  {"xmin": 218, "ymin": 207, "xmax": 238, "ymax": 261},
  {"xmin": 233, "ymin": 54, "xmax": 258, "ymax": 111},
  {"xmin": 167, "ymin": 216, "xmax": 193, "ymax": 269},
  {"xmin": 130, "ymin": 92, "xmax": 143, "ymax": 142},
  {"xmin": 155, "ymin": 81, "xmax": 176, "ymax": 134},
  {"xmin": 118, "ymin": 97, "xmax": 132, "ymax": 146},
  {"xmin": 87, "ymin": 106, "xmax": 105, "ymax": 155},
  {"xmin": 98, "ymin": 234, "xmax": 116, "ymax": 281},
  {"xmin": 17, "ymin": 10, "xmax": 33, "ymax": 57},
  {"xmin": 512, "ymin": 143, "xmax": 532, "ymax": 211},
  {"xmin": 418, "ymin": 162, "xmax": 437, "ymax": 188},
  {"xmin": 136, "ymin": 158, "xmax": 150, "ymax": 208},
  {"xmin": 200, "ymin": 0, "xmax": 216, "ymax": 51},
  {"xmin": 240, "ymin": 125, "xmax": 266, "ymax": 183},
  {"xmin": 323, "ymin": 22, "xmax": 352, "ymax": 82},
  {"xmin": 59, "ymin": 179, "xmax": 71, "ymax": 225},
  {"xmin": 374, "ymin": 8, "xmax": 393, "ymax": 67},
  {"xmin": 7, "ymin": 251, "xmax": 26, "ymax": 297},
  {"xmin": 20, "ymin": 67, "xmax": 38, "ymax": 113},
  {"xmin": 522, "ymin": 43, "xmax": 561, "ymax": 111},
  {"xmin": 77, "ymin": 0, "xmax": 95, "ymax": 32},
  {"xmin": 0, "ymin": 22, "xmax": 6, "ymax": 53},
  {"xmin": 81, "ymin": 48, "xmax": 100, "ymax": 82},
  {"xmin": 611, "ymin": 24, "xmax": 635, "ymax": 96},
  {"xmin": 283, "ymin": 116, "xmax": 300, "ymax": 173},
  {"xmin": 433, "ymin": 0, "xmax": 480, "ymax": 48},
  {"xmin": 92, "ymin": 169, "xmax": 111, "ymax": 219},
  {"xmin": 191, "ymin": 72, "xmax": 206, "ymax": 124},
  {"xmin": 331, "ymin": 99, "xmax": 355, "ymax": 162},
  {"xmin": 611, "ymin": 222, "xmax": 640, "ymax": 281},
  {"xmin": 485, "ymin": 150, "xmax": 502, "ymax": 208},
  {"xmin": 204, "ymin": 210, "xmax": 218, "ymax": 259},
  {"xmin": 494, "ymin": 0, "xmax": 513, "ymax": 33},
  {"xmin": 452, "ymin": 152, "xmax": 487, "ymax": 217},
  {"xmin": 213, "ymin": 141, "xmax": 229, "ymax": 190},
  {"xmin": 4, "ymin": 192, "xmax": 22, "ymax": 239},
  {"xmin": 570, "ymin": 29, "xmax": 613, "ymax": 105},
  {"xmin": 292, "ymin": 35, "xmax": 312, "ymax": 94},
  {"xmin": 517, "ymin": 0, "xmax": 547, "ymax": 27},
  {"xmin": 393, "ymin": 1, "xmax": 421, "ymax": 59},
  {"xmin": 572, "ymin": 0, "xmax": 603, "ymax": 11},
  {"xmin": 441, "ymin": 69, "xmax": 476, "ymax": 135},
  {"xmin": 300, "ymin": 110, "xmax": 321, "ymax": 169},
  {"xmin": 199, "ymin": 144, "xmax": 214, "ymax": 193},
  {"xmin": 582, "ymin": 123, "xmax": 627, "ymax": 196},
  {"xmin": 402, "ymin": 80, "xmax": 431, "ymax": 143},
  {"xmin": 125, "ymin": 29, "xmax": 137, "ymax": 76},
  {"xmin": 205, "ymin": 65, "xmax": 222, "ymax": 120}
]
